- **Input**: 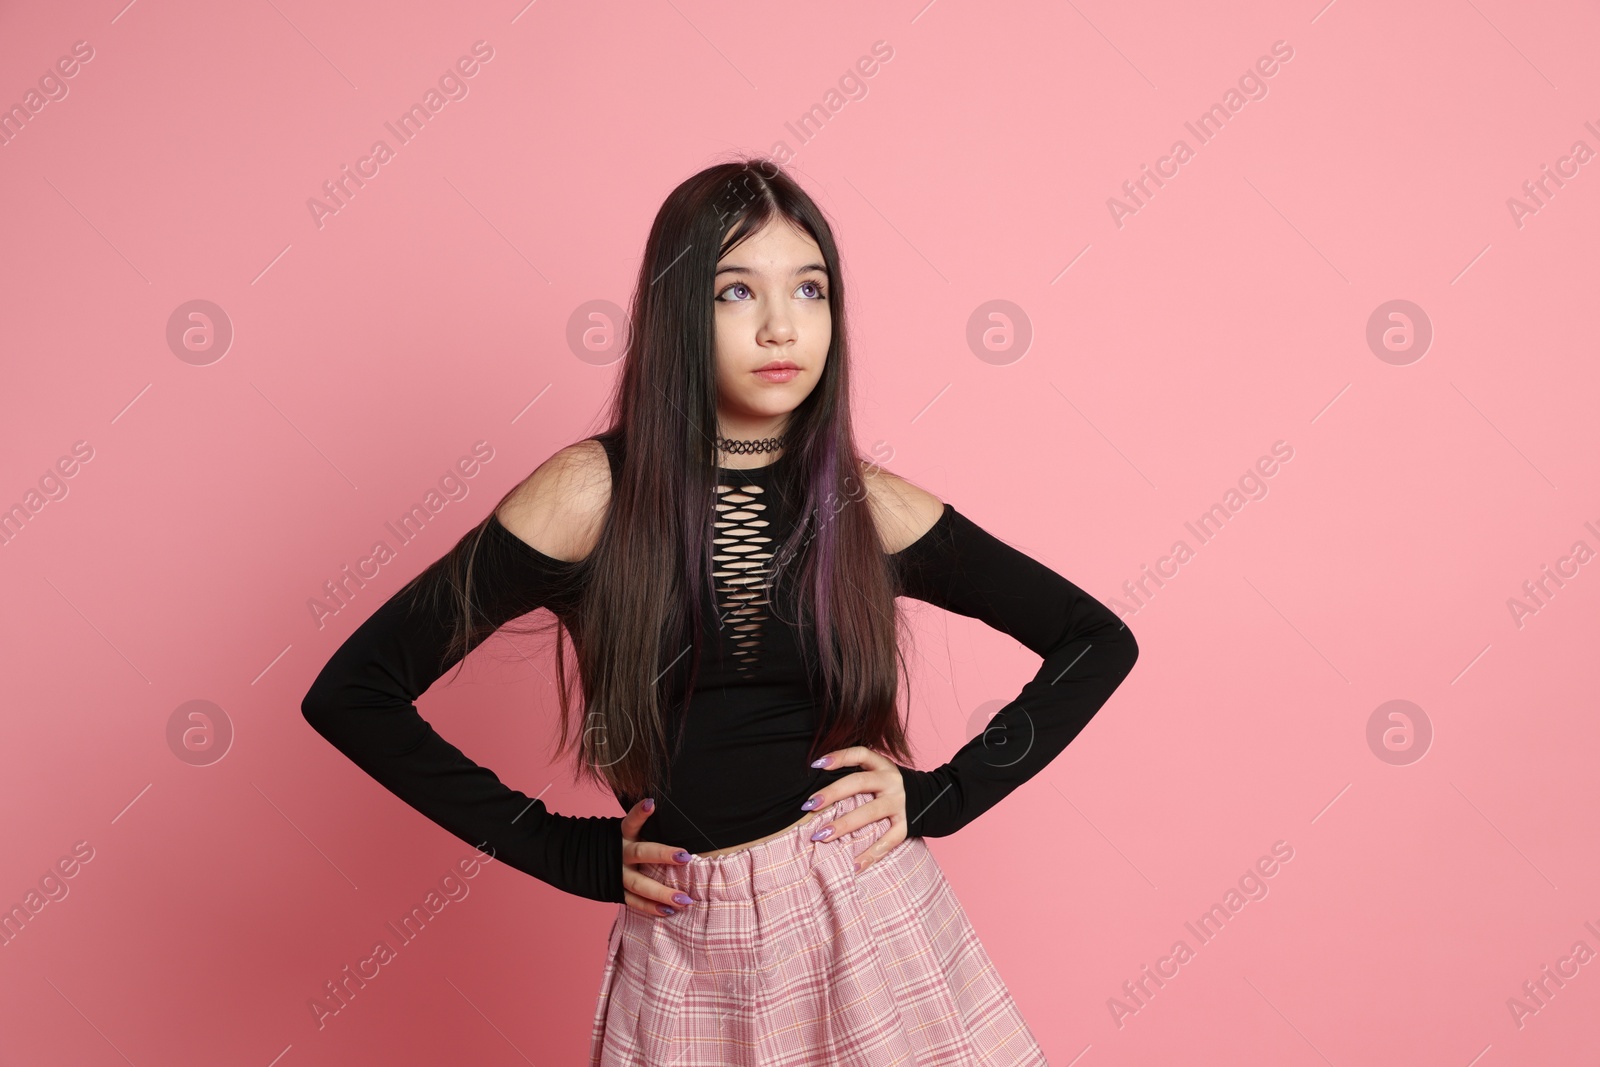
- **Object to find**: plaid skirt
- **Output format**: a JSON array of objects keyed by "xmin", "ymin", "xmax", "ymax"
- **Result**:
[{"xmin": 589, "ymin": 790, "xmax": 1050, "ymax": 1066}]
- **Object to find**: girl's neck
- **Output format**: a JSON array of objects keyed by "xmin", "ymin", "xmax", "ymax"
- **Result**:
[
  {"xmin": 715, "ymin": 421, "xmax": 788, "ymax": 470},
  {"xmin": 716, "ymin": 445, "xmax": 785, "ymax": 470}
]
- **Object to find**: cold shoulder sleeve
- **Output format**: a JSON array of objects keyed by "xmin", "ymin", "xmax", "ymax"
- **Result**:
[
  {"xmin": 300, "ymin": 514, "xmax": 624, "ymax": 904},
  {"xmin": 890, "ymin": 503, "xmax": 1139, "ymax": 839}
]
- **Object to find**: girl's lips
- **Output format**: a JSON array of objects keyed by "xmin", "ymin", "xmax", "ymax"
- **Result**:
[{"xmin": 754, "ymin": 367, "xmax": 799, "ymax": 383}]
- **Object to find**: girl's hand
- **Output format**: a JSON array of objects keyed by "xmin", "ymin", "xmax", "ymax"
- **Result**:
[
  {"xmin": 621, "ymin": 797, "xmax": 696, "ymax": 917},
  {"xmin": 801, "ymin": 746, "xmax": 907, "ymax": 873}
]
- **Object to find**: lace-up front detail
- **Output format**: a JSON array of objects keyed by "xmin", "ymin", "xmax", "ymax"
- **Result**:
[{"xmin": 712, "ymin": 478, "xmax": 778, "ymax": 671}]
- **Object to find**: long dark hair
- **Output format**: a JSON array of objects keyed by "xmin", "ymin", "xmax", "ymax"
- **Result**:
[{"xmin": 404, "ymin": 158, "xmax": 914, "ymax": 801}]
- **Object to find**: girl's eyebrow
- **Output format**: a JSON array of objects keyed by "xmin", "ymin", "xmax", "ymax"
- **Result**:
[{"xmin": 714, "ymin": 262, "xmax": 828, "ymax": 277}]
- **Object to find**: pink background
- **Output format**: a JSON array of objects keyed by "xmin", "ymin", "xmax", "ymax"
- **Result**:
[{"xmin": 3, "ymin": 0, "xmax": 1598, "ymax": 1063}]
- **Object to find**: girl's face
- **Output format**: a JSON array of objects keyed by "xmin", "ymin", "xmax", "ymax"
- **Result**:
[{"xmin": 711, "ymin": 217, "xmax": 831, "ymax": 432}]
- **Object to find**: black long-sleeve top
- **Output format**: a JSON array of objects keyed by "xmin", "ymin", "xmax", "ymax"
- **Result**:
[{"xmin": 300, "ymin": 435, "xmax": 1138, "ymax": 904}]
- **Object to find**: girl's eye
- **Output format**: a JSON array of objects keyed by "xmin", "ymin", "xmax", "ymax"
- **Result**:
[{"xmin": 715, "ymin": 280, "xmax": 829, "ymax": 302}]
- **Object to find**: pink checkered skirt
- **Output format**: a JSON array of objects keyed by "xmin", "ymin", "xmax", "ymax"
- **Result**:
[{"xmin": 589, "ymin": 790, "xmax": 1050, "ymax": 1066}]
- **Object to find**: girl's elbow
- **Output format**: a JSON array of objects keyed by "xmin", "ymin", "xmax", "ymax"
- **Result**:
[
  {"xmin": 300, "ymin": 683, "xmax": 347, "ymax": 736},
  {"xmin": 1106, "ymin": 618, "xmax": 1139, "ymax": 675}
]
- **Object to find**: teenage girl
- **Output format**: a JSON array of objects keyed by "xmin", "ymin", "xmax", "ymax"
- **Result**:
[{"xmin": 302, "ymin": 159, "xmax": 1138, "ymax": 1066}]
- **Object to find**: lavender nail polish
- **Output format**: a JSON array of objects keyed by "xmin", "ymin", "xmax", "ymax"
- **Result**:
[
  {"xmin": 811, "ymin": 826, "xmax": 834, "ymax": 842},
  {"xmin": 800, "ymin": 795, "xmax": 822, "ymax": 811},
  {"xmin": 810, "ymin": 756, "xmax": 831, "ymax": 768},
  {"xmin": 660, "ymin": 905, "xmax": 676, "ymax": 915},
  {"xmin": 673, "ymin": 850, "xmax": 693, "ymax": 863},
  {"xmin": 673, "ymin": 892, "xmax": 693, "ymax": 906}
]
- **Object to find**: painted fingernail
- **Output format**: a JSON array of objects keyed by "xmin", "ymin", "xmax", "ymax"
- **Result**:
[
  {"xmin": 811, "ymin": 826, "xmax": 834, "ymax": 841},
  {"xmin": 642, "ymin": 797, "xmax": 655, "ymax": 812},
  {"xmin": 811, "ymin": 756, "xmax": 831, "ymax": 768},
  {"xmin": 800, "ymin": 795, "xmax": 822, "ymax": 811},
  {"xmin": 673, "ymin": 850, "xmax": 693, "ymax": 863},
  {"xmin": 660, "ymin": 905, "xmax": 675, "ymax": 915},
  {"xmin": 673, "ymin": 892, "xmax": 693, "ymax": 906}
]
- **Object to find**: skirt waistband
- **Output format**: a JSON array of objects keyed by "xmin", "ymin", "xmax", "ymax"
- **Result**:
[{"xmin": 636, "ymin": 790, "xmax": 888, "ymax": 902}]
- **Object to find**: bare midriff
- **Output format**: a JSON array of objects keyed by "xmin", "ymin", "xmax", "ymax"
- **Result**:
[{"xmin": 695, "ymin": 812, "xmax": 814, "ymax": 858}]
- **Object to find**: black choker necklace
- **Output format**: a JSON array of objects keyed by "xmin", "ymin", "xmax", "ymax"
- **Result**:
[{"xmin": 715, "ymin": 434, "xmax": 787, "ymax": 456}]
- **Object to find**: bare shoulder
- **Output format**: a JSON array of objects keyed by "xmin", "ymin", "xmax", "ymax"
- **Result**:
[
  {"xmin": 493, "ymin": 438, "xmax": 612, "ymax": 562},
  {"xmin": 859, "ymin": 462, "xmax": 945, "ymax": 554}
]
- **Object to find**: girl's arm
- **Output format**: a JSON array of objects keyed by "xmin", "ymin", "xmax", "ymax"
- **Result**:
[
  {"xmin": 300, "ymin": 507, "xmax": 624, "ymax": 904},
  {"xmin": 890, "ymin": 502, "xmax": 1139, "ymax": 838}
]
